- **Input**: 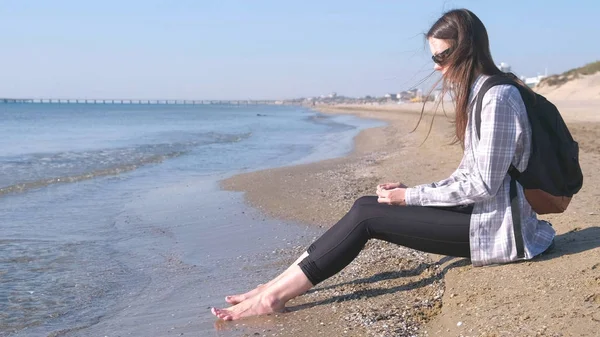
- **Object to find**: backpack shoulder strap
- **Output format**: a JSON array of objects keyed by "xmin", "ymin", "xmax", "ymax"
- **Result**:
[
  {"xmin": 474, "ymin": 74, "xmax": 526, "ymax": 259},
  {"xmin": 474, "ymin": 75, "xmax": 517, "ymax": 139}
]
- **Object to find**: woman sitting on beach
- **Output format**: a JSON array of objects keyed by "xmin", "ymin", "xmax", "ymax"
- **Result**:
[{"xmin": 211, "ymin": 8, "xmax": 555, "ymax": 321}]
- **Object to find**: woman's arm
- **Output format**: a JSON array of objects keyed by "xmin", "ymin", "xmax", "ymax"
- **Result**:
[{"xmin": 404, "ymin": 85, "xmax": 524, "ymax": 206}]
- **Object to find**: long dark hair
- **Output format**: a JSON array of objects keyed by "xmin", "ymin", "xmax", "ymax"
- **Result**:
[{"xmin": 417, "ymin": 9, "xmax": 511, "ymax": 145}]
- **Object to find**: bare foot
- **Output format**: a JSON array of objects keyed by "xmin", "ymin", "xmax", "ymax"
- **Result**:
[
  {"xmin": 224, "ymin": 284, "xmax": 265, "ymax": 305},
  {"xmin": 225, "ymin": 251, "xmax": 309, "ymax": 305},
  {"xmin": 211, "ymin": 294, "xmax": 285, "ymax": 321}
]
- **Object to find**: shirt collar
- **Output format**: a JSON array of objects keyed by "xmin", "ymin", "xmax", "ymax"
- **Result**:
[{"xmin": 468, "ymin": 73, "xmax": 490, "ymax": 106}]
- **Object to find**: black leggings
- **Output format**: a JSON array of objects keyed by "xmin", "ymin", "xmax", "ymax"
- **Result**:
[{"xmin": 298, "ymin": 196, "xmax": 473, "ymax": 285}]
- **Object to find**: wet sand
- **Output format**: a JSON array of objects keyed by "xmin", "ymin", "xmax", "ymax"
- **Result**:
[{"xmin": 219, "ymin": 102, "xmax": 600, "ymax": 336}]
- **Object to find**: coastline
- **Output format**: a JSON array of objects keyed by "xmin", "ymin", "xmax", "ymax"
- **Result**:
[{"xmin": 219, "ymin": 102, "xmax": 600, "ymax": 336}]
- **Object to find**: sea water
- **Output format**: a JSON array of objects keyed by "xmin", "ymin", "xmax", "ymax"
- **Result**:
[{"xmin": 0, "ymin": 103, "xmax": 383, "ymax": 336}]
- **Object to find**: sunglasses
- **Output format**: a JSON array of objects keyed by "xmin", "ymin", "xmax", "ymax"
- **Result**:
[{"xmin": 432, "ymin": 48, "xmax": 453, "ymax": 65}]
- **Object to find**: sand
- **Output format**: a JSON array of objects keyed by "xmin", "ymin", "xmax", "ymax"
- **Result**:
[
  {"xmin": 536, "ymin": 72, "xmax": 600, "ymax": 101},
  {"xmin": 219, "ymin": 100, "xmax": 600, "ymax": 336}
]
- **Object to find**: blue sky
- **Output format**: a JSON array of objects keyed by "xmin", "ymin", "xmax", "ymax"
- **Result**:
[{"xmin": 1, "ymin": 0, "xmax": 598, "ymax": 100}]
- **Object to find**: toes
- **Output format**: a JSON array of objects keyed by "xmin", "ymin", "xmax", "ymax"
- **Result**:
[
  {"xmin": 212, "ymin": 308, "xmax": 233, "ymax": 321},
  {"xmin": 219, "ymin": 311, "xmax": 233, "ymax": 320},
  {"xmin": 225, "ymin": 296, "xmax": 240, "ymax": 304}
]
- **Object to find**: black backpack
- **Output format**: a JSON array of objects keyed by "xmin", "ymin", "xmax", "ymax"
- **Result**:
[{"xmin": 475, "ymin": 74, "xmax": 583, "ymax": 257}]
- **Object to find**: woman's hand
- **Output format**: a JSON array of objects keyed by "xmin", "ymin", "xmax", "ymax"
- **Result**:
[
  {"xmin": 376, "ymin": 187, "xmax": 407, "ymax": 206},
  {"xmin": 377, "ymin": 182, "xmax": 407, "ymax": 191}
]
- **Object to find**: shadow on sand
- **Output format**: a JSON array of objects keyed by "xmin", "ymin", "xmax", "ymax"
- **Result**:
[{"xmin": 288, "ymin": 226, "xmax": 600, "ymax": 312}]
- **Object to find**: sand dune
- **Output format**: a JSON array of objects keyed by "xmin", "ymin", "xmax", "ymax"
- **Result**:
[{"xmin": 536, "ymin": 72, "xmax": 600, "ymax": 101}]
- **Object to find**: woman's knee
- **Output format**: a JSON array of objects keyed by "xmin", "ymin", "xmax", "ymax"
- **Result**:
[
  {"xmin": 352, "ymin": 195, "xmax": 377, "ymax": 209},
  {"xmin": 349, "ymin": 196, "xmax": 380, "ymax": 221},
  {"xmin": 344, "ymin": 198, "xmax": 374, "ymax": 230}
]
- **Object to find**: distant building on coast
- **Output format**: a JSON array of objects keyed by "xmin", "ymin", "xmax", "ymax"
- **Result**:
[
  {"xmin": 395, "ymin": 88, "xmax": 421, "ymax": 102},
  {"xmin": 520, "ymin": 68, "xmax": 549, "ymax": 88},
  {"xmin": 521, "ymin": 75, "xmax": 547, "ymax": 87},
  {"xmin": 498, "ymin": 62, "xmax": 512, "ymax": 73},
  {"xmin": 498, "ymin": 61, "xmax": 548, "ymax": 88}
]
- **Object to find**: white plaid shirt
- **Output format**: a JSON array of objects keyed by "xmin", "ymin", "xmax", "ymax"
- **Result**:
[{"xmin": 405, "ymin": 74, "xmax": 555, "ymax": 266}]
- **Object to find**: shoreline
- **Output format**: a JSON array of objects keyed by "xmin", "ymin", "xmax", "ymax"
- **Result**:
[
  {"xmin": 219, "ymin": 103, "xmax": 464, "ymax": 336},
  {"xmin": 219, "ymin": 102, "xmax": 600, "ymax": 336}
]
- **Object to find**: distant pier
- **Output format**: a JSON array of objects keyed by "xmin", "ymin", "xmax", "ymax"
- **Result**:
[{"xmin": 0, "ymin": 98, "xmax": 280, "ymax": 105}]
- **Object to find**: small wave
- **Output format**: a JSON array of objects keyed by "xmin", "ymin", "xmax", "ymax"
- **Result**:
[
  {"xmin": 0, "ymin": 131, "xmax": 253, "ymax": 196},
  {"xmin": 305, "ymin": 114, "xmax": 331, "ymax": 122},
  {"xmin": 305, "ymin": 113, "xmax": 356, "ymax": 131},
  {"xmin": 0, "ymin": 151, "xmax": 184, "ymax": 196}
]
